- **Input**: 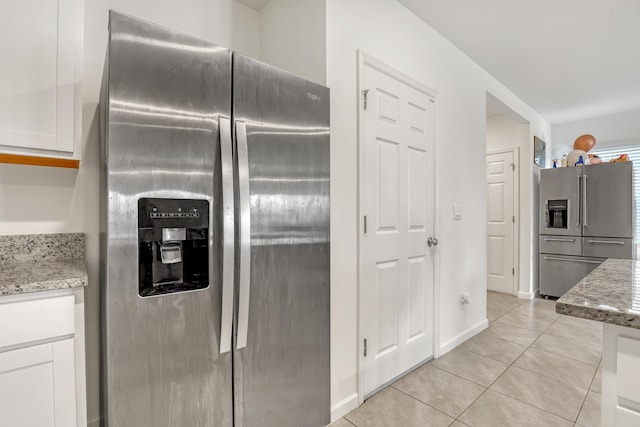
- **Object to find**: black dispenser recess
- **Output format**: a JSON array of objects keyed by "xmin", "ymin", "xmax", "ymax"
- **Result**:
[
  {"xmin": 138, "ymin": 198, "xmax": 209, "ymax": 297},
  {"xmin": 546, "ymin": 199, "xmax": 568, "ymax": 229}
]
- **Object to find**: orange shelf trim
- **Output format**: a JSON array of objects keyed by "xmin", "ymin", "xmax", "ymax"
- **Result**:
[{"xmin": 0, "ymin": 154, "xmax": 80, "ymax": 169}]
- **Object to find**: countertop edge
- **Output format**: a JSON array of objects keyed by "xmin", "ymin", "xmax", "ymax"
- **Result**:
[
  {"xmin": 0, "ymin": 276, "xmax": 88, "ymax": 297},
  {"xmin": 556, "ymin": 300, "xmax": 640, "ymax": 330},
  {"xmin": 555, "ymin": 258, "xmax": 640, "ymax": 330},
  {"xmin": 0, "ymin": 259, "xmax": 88, "ymax": 297}
]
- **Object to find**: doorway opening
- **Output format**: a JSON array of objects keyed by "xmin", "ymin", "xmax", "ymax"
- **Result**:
[{"xmin": 485, "ymin": 94, "xmax": 528, "ymax": 320}]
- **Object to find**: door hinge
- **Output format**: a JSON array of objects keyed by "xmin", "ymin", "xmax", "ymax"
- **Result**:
[
  {"xmin": 512, "ymin": 267, "xmax": 515, "ymax": 275},
  {"xmin": 362, "ymin": 89, "xmax": 369, "ymax": 110},
  {"xmin": 513, "ymin": 216, "xmax": 515, "ymax": 223},
  {"xmin": 511, "ymin": 163, "xmax": 515, "ymax": 171},
  {"xmin": 364, "ymin": 215, "xmax": 368, "ymax": 234},
  {"xmin": 364, "ymin": 338, "xmax": 368, "ymax": 357}
]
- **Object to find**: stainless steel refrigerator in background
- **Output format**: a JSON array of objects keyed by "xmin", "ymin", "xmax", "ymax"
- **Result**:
[
  {"xmin": 99, "ymin": 12, "xmax": 330, "ymax": 427},
  {"xmin": 539, "ymin": 162, "xmax": 634, "ymax": 298}
]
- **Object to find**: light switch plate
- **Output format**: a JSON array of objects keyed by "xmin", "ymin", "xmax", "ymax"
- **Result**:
[{"xmin": 453, "ymin": 203, "xmax": 462, "ymax": 220}]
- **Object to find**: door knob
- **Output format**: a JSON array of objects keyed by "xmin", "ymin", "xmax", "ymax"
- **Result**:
[{"xmin": 427, "ymin": 237, "xmax": 439, "ymax": 247}]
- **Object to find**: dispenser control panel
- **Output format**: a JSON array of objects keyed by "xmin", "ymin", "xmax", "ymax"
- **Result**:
[{"xmin": 138, "ymin": 198, "xmax": 210, "ymax": 297}]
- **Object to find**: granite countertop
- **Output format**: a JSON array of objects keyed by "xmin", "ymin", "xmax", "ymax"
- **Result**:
[
  {"xmin": 0, "ymin": 233, "xmax": 87, "ymax": 296},
  {"xmin": 0, "ymin": 258, "xmax": 87, "ymax": 296},
  {"xmin": 556, "ymin": 258, "xmax": 640, "ymax": 329}
]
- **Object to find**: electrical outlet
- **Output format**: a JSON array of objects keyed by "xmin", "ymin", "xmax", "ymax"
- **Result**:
[{"xmin": 460, "ymin": 292, "xmax": 470, "ymax": 305}]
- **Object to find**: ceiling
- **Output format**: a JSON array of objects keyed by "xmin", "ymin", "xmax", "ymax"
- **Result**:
[
  {"xmin": 236, "ymin": 0, "xmax": 270, "ymax": 11},
  {"xmin": 238, "ymin": 0, "xmax": 639, "ymax": 124},
  {"xmin": 397, "ymin": 0, "xmax": 640, "ymax": 124}
]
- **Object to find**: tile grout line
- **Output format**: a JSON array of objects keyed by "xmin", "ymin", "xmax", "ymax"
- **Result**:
[
  {"xmin": 425, "ymin": 362, "xmax": 493, "ymax": 388},
  {"xmin": 508, "ymin": 302, "xmax": 587, "ymax": 423},
  {"xmin": 489, "ymin": 301, "xmax": 601, "ymax": 367},
  {"xmin": 342, "ymin": 417, "xmax": 357, "ymax": 427},
  {"xmin": 452, "ymin": 298, "xmax": 544, "ymax": 424},
  {"xmin": 343, "ymin": 296, "xmax": 598, "ymax": 426},
  {"xmin": 458, "ymin": 296, "xmax": 574, "ymax": 424},
  {"xmin": 465, "ymin": 297, "xmax": 592, "ymax": 424},
  {"xmin": 573, "ymin": 357, "xmax": 603, "ymax": 426},
  {"xmin": 389, "ymin": 383, "xmax": 464, "ymax": 422}
]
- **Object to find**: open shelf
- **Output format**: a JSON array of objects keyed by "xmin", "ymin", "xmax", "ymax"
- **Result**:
[{"xmin": 0, "ymin": 154, "xmax": 80, "ymax": 169}]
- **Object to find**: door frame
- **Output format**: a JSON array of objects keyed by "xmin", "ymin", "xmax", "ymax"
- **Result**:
[
  {"xmin": 356, "ymin": 50, "xmax": 440, "ymax": 405},
  {"xmin": 486, "ymin": 147, "xmax": 520, "ymax": 296}
]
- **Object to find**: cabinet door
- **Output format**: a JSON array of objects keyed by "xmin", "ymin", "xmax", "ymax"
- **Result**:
[
  {"xmin": 0, "ymin": 339, "xmax": 77, "ymax": 427},
  {"xmin": 0, "ymin": 0, "xmax": 81, "ymax": 154}
]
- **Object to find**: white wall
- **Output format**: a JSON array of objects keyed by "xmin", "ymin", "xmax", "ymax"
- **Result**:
[
  {"xmin": 260, "ymin": 0, "xmax": 326, "ymax": 85},
  {"xmin": 232, "ymin": 1, "xmax": 262, "ymax": 59},
  {"xmin": 326, "ymin": 0, "xmax": 550, "ymax": 418},
  {"xmin": 0, "ymin": 2, "xmax": 258, "ymax": 425},
  {"xmin": 487, "ymin": 115, "xmax": 526, "ymax": 151},
  {"xmin": 552, "ymin": 108, "xmax": 640, "ymax": 148},
  {"xmin": 0, "ymin": 0, "xmax": 554, "ymax": 423},
  {"xmin": 486, "ymin": 115, "xmax": 539, "ymax": 297}
]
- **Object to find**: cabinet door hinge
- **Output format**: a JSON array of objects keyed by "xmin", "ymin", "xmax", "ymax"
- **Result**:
[
  {"xmin": 364, "ymin": 215, "xmax": 368, "ymax": 234},
  {"xmin": 512, "ymin": 267, "xmax": 515, "ymax": 275},
  {"xmin": 362, "ymin": 89, "xmax": 369, "ymax": 110},
  {"xmin": 364, "ymin": 338, "xmax": 368, "ymax": 357},
  {"xmin": 511, "ymin": 163, "xmax": 515, "ymax": 171},
  {"xmin": 513, "ymin": 216, "xmax": 515, "ymax": 223}
]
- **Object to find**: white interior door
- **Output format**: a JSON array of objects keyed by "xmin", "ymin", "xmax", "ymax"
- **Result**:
[
  {"xmin": 360, "ymin": 56, "xmax": 436, "ymax": 397},
  {"xmin": 486, "ymin": 150, "xmax": 516, "ymax": 294}
]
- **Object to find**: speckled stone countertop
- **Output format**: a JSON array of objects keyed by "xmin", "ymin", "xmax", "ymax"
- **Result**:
[
  {"xmin": 556, "ymin": 258, "xmax": 640, "ymax": 329},
  {"xmin": 0, "ymin": 233, "xmax": 87, "ymax": 296}
]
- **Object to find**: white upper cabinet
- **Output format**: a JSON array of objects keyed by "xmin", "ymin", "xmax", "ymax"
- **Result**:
[{"xmin": 0, "ymin": 0, "xmax": 82, "ymax": 157}]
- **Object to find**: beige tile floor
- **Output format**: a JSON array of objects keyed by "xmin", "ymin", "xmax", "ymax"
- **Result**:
[{"xmin": 332, "ymin": 291, "xmax": 603, "ymax": 427}]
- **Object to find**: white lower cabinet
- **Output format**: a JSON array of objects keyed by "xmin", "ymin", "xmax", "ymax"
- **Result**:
[
  {"xmin": 0, "ymin": 339, "xmax": 76, "ymax": 427},
  {"xmin": 0, "ymin": 290, "xmax": 84, "ymax": 427},
  {"xmin": 616, "ymin": 406, "xmax": 640, "ymax": 427},
  {"xmin": 602, "ymin": 324, "xmax": 640, "ymax": 426}
]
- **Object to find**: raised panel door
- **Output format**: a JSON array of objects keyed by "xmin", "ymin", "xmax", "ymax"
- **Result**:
[
  {"xmin": 486, "ymin": 151, "xmax": 515, "ymax": 294},
  {"xmin": 361, "ymin": 59, "xmax": 435, "ymax": 396}
]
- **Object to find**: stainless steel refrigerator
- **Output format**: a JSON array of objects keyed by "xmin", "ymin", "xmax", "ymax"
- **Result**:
[
  {"xmin": 99, "ymin": 11, "xmax": 330, "ymax": 427},
  {"xmin": 539, "ymin": 162, "xmax": 633, "ymax": 297}
]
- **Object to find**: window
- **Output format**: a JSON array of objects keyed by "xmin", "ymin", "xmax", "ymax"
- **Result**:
[{"xmin": 591, "ymin": 145, "xmax": 640, "ymax": 248}]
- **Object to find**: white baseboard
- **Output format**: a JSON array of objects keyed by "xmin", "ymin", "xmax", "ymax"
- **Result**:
[
  {"xmin": 518, "ymin": 291, "xmax": 535, "ymax": 300},
  {"xmin": 438, "ymin": 319, "xmax": 489, "ymax": 356},
  {"xmin": 331, "ymin": 392, "xmax": 359, "ymax": 422}
]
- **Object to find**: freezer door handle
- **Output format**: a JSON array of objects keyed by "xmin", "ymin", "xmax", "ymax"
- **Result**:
[
  {"xmin": 236, "ymin": 120, "xmax": 251, "ymax": 350},
  {"xmin": 543, "ymin": 256, "xmax": 602, "ymax": 265},
  {"xmin": 219, "ymin": 117, "xmax": 235, "ymax": 354},
  {"xmin": 587, "ymin": 239, "xmax": 626, "ymax": 245},
  {"xmin": 543, "ymin": 237, "xmax": 576, "ymax": 242}
]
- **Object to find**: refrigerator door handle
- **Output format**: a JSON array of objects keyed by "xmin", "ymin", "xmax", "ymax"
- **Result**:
[
  {"xmin": 543, "ymin": 256, "xmax": 602, "ymax": 265},
  {"xmin": 220, "ymin": 117, "xmax": 235, "ymax": 354},
  {"xmin": 576, "ymin": 175, "xmax": 581, "ymax": 227},
  {"xmin": 236, "ymin": 120, "xmax": 251, "ymax": 350},
  {"xmin": 583, "ymin": 174, "xmax": 589, "ymax": 228}
]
